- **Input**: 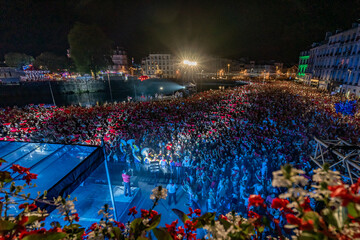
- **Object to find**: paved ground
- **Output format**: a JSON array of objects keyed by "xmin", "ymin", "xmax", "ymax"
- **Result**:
[
  {"xmin": 45, "ymin": 160, "xmax": 209, "ymax": 239},
  {"xmin": 53, "ymin": 161, "xmax": 201, "ymax": 228}
]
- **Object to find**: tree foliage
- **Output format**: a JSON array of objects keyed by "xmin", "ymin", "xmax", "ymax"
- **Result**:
[
  {"xmin": 4, "ymin": 52, "xmax": 34, "ymax": 69},
  {"xmin": 68, "ymin": 22, "xmax": 113, "ymax": 77},
  {"xmin": 33, "ymin": 52, "xmax": 68, "ymax": 72}
]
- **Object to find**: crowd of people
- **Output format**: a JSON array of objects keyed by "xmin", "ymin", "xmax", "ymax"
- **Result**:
[{"xmin": 1, "ymin": 80, "xmax": 359, "ymax": 221}]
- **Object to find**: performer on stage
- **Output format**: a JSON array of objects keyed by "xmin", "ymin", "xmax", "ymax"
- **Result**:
[{"xmin": 122, "ymin": 170, "xmax": 132, "ymax": 197}]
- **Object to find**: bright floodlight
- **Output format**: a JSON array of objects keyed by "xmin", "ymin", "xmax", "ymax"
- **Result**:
[
  {"xmin": 183, "ymin": 60, "xmax": 197, "ymax": 66},
  {"xmin": 160, "ymin": 86, "xmax": 163, "ymax": 90}
]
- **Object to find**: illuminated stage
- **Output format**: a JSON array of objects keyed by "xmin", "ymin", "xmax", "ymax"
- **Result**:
[{"xmin": 0, "ymin": 141, "xmax": 140, "ymax": 227}]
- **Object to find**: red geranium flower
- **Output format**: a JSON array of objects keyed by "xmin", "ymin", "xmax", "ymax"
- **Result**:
[
  {"xmin": 19, "ymin": 228, "xmax": 46, "ymax": 239},
  {"xmin": 73, "ymin": 213, "xmax": 80, "ymax": 222},
  {"xmin": 328, "ymin": 185, "xmax": 356, "ymax": 206},
  {"xmin": 285, "ymin": 214, "xmax": 301, "ymax": 225},
  {"xmin": 19, "ymin": 203, "xmax": 37, "ymax": 211},
  {"xmin": 300, "ymin": 197, "xmax": 312, "ymax": 212},
  {"xmin": 90, "ymin": 223, "xmax": 98, "ymax": 231},
  {"xmin": 18, "ymin": 216, "xmax": 29, "ymax": 226},
  {"xmin": 22, "ymin": 173, "xmax": 38, "ymax": 185},
  {"xmin": 248, "ymin": 195, "xmax": 265, "ymax": 209},
  {"xmin": 194, "ymin": 209, "xmax": 201, "ymax": 216},
  {"xmin": 187, "ymin": 207, "xmax": 194, "ymax": 216},
  {"xmin": 220, "ymin": 214, "xmax": 228, "ymax": 221},
  {"xmin": 48, "ymin": 227, "xmax": 62, "ymax": 233},
  {"xmin": 149, "ymin": 210, "xmax": 158, "ymax": 218},
  {"xmin": 166, "ymin": 219, "xmax": 178, "ymax": 236},
  {"xmin": 114, "ymin": 221, "xmax": 125, "ymax": 230},
  {"xmin": 300, "ymin": 219, "xmax": 314, "ymax": 231},
  {"xmin": 141, "ymin": 209, "xmax": 149, "ymax": 218},
  {"xmin": 271, "ymin": 198, "xmax": 293, "ymax": 213},
  {"xmin": 19, "ymin": 204, "xmax": 27, "ymax": 209},
  {"xmin": 29, "ymin": 204, "xmax": 37, "ymax": 211},
  {"xmin": 184, "ymin": 220, "xmax": 197, "ymax": 231},
  {"xmin": 187, "ymin": 232, "xmax": 197, "ymax": 240},
  {"xmin": 176, "ymin": 226, "xmax": 185, "ymax": 235},
  {"xmin": 350, "ymin": 178, "xmax": 360, "ymax": 194},
  {"xmin": 10, "ymin": 164, "xmax": 30, "ymax": 175},
  {"xmin": 248, "ymin": 211, "xmax": 261, "ymax": 220},
  {"xmin": 128, "ymin": 206, "xmax": 138, "ymax": 216}
]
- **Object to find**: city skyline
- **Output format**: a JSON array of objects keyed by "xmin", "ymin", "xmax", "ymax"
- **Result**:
[{"xmin": 1, "ymin": 0, "xmax": 360, "ymax": 63}]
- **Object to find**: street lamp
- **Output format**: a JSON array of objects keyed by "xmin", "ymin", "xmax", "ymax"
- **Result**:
[
  {"xmin": 345, "ymin": 69, "xmax": 352, "ymax": 97},
  {"xmin": 263, "ymin": 70, "xmax": 266, "ymax": 84},
  {"xmin": 347, "ymin": 69, "xmax": 352, "ymax": 84}
]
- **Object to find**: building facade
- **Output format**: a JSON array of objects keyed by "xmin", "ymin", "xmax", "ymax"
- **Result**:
[
  {"xmin": 141, "ymin": 54, "xmax": 176, "ymax": 78},
  {"xmin": 302, "ymin": 23, "xmax": 360, "ymax": 96},
  {"xmin": 296, "ymin": 51, "xmax": 309, "ymax": 82},
  {"xmin": 111, "ymin": 48, "xmax": 129, "ymax": 73},
  {"xmin": 241, "ymin": 60, "xmax": 283, "ymax": 79},
  {"xmin": 0, "ymin": 64, "xmax": 23, "ymax": 83}
]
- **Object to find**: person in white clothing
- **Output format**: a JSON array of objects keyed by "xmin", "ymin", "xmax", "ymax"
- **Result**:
[{"xmin": 166, "ymin": 179, "xmax": 178, "ymax": 205}]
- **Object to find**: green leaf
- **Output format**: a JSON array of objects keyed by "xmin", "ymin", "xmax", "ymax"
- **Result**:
[
  {"xmin": 0, "ymin": 171, "xmax": 13, "ymax": 183},
  {"xmin": 22, "ymin": 232, "xmax": 67, "ymax": 240},
  {"xmin": 172, "ymin": 208, "xmax": 189, "ymax": 223},
  {"xmin": 24, "ymin": 216, "xmax": 46, "ymax": 226},
  {"xmin": 145, "ymin": 214, "xmax": 161, "ymax": 231},
  {"xmin": 218, "ymin": 218, "xmax": 231, "ymax": 231},
  {"xmin": 75, "ymin": 229, "xmax": 85, "ymax": 239},
  {"xmin": 130, "ymin": 218, "xmax": 143, "ymax": 232},
  {"xmin": 283, "ymin": 164, "xmax": 292, "ymax": 176},
  {"xmin": 322, "ymin": 210, "xmax": 339, "ymax": 229},
  {"xmin": 0, "ymin": 220, "xmax": 16, "ymax": 232},
  {"xmin": 195, "ymin": 212, "xmax": 216, "ymax": 228},
  {"xmin": 320, "ymin": 182, "xmax": 328, "ymax": 190},
  {"xmin": 347, "ymin": 202, "xmax": 360, "ymax": 218},
  {"xmin": 298, "ymin": 231, "xmax": 322, "ymax": 240},
  {"xmin": 152, "ymin": 228, "xmax": 173, "ymax": 240},
  {"xmin": 258, "ymin": 226, "xmax": 265, "ymax": 233},
  {"xmin": 0, "ymin": 158, "xmax": 6, "ymax": 164},
  {"xmin": 240, "ymin": 223, "xmax": 255, "ymax": 235},
  {"xmin": 63, "ymin": 225, "xmax": 85, "ymax": 238},
  {"xmin": 70, "ymin": 224, "xmax": 82, "ymax": 229},
  {"xmin": 63, "ymin": 224, "xmax": 82, "ymax": 231},
  {"xmin": 112, "ymin": 227, "xmax": 122, "ymax": 239},
  {"xmin": 323, "ymin": 163, "xmax": 330, "ymax": 171},
  {"xmin": 10, "ymin": 183, "xmax": 15, "ymax": 192},
  {"xmin": 303, "ymin": 211, "xmax": 319, "ymax": 221}
]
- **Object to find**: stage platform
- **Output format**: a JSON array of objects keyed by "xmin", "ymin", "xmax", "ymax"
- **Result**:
[
  {"xmin": 47, "ymin": 182, "xmax": 141, "ymax": 227},
  {"xmin": 0, "ymin": 141, "xmax": 140, "ymax": 227}
]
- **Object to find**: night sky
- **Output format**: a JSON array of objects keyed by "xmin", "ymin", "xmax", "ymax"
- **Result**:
[{"xmin": 1, "ymin": 0, "xmax": 360, "ymax": 63}]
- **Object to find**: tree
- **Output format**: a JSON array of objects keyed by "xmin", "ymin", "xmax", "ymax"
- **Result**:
[
  {"xmin": 33, "ymin": 52, "xmax": 69, "ymax": 72},
  {"xmin": 4, "ymin": 52, "xmax": 34, "ymax": 69},
  {"xmin": 68, "ymin": 22, "xmax": 113, "ymax": 78}
]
